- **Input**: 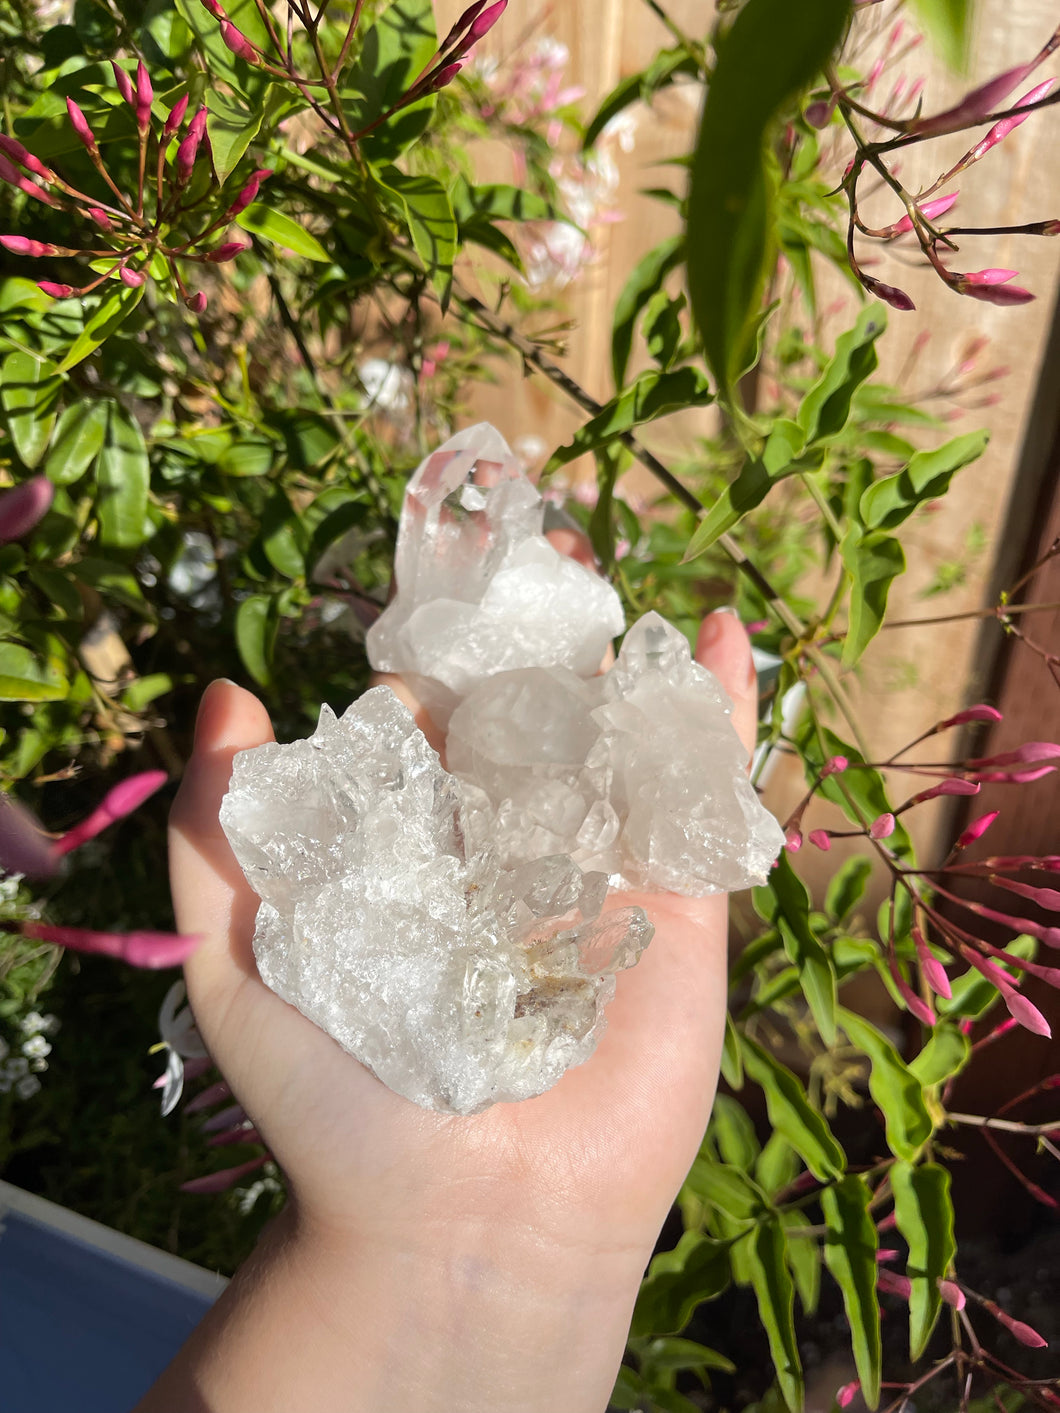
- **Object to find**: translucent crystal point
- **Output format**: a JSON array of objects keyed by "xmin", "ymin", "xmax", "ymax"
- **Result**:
[
  {"xmin": 366, "ymin": 423, "xmax": 625, "ymax": 721},
  {"xmin": 220, "ymin": 688, "xmax": 652, "ymax": 1115}
]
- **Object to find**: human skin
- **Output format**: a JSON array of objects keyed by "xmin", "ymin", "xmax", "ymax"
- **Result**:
[{"xmin": 139, "ymin": 602, "xmax": 759, "ymax": 1413}]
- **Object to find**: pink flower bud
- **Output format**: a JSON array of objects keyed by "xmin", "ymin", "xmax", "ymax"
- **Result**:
[
  {"xmin": 202, "ymin": 1102, "xmax": 247, "ymax": 1132},
  {"xmin": 221, "ymin": 21, "xmax": 259, "ymax": 62},
  {"xmin": 784, "ymin": 829, "xmax": 803, "ymax": 853},
  {"xmin": 860, "ymin": 272, "xmax": 916, "ymax": 311},
  {"xmin": 465, "ymin": 0, "xmax": 507, "ymax": 46},
  {"xmin": 938, "ymin": 1279, "xmax": 965, "ymax": 1310},
  {"xmin": 877, "ymin": 1268, "xmax": 913, "ymax": 1300},
  {"xmin": 804, "ymin": 99, "xmax": 833, "ymax": 128},
  {"xmin": 163, "ymin": 94, "xmax": 190, "ymax": 139},
  {"xmin": 940, "ymin": 704, "xmax": 1003, "ymax": 728},
  {"xmin": 808, "ymin": 829, "xmax": 831, "ymax": 851},
  {"xmin": 1003, "ymin": 989, "xmax": 1052, "ymax": 1038},
  {"xmin": 442, "ymin": 0, "xmax": 488, "ymax": 48},
  {"xmin": 0, "ymin": 476, "xmax": 54, "ymax": 542},
  {"xmin": 966, "ymin": 268, "xmax": 1019, "ymax": 285},
  {"xmin": 971, "ymin": 741, "xmax": 1060, "ymax": 768},
  {"xmin": 86, "ymin": 207, "xmax": 115, "ymax": 231},
  {"xmin": 911, "ymin": 61, "xmax": 1038, "ymax": 138},
  {"xmin": 52, "ymin": 770, "xmax": 168, "ymax": 857},
  {"xmin": 207, "ymin": 1123, "xmax": 262, "ymax": 1147},
  {"xmin": 135, "ymin": 60, "xmax": 153, "ymax": 129},
  {"xmin": 119, "ymin": 267, "xmax": 145, "ymax": 287},
  {"xmin": 888, "ymin": 191, "xmax": 959, "ymax": 235},
  {"xmin": 224, "ymin": 167, "xmax": 272, "ymax": 219},
  {"xmin": 203, "ymin": 240, "xmax": 250, "ymax": 262},
  {"xmin": 38, "ymin": 281, "xmax": 76, "ymax": 299},
  {"xmin": 913, "ymin": 926, "xmax": 952, "ymax": 999},
  {"xmin": 985, "ymin": 1301, "xmax": 1049, "ymax": 1348},
  {"xmin": 956, "ymin": 810, "xmax": 1000, "ymax": 849},
  {"xmin": 971, "ymin": 78, "xmax": 1057, "ymax": 159},
  {"xmin": 0, "ymin": 134, "xmax": 53, "ymax": 181},
  {"xmin": 870, "ymin": 812, "xmax": 896, "ymax": 840},
  {"xmin": 822, "ymin": 755, "xmax": 848, "ymax": 776},
  {"xmin": 875, "ymin": 1249, "xmax": 900, "ymax": 1264},
  {"xmin": 978, "ymin": 765, "xmax": 1057, "ymax": 783},
  {"xmin": 0, "ymin": 793, "xmax": 59, "ymax": 878},
  {"xmin": 180, "ymin": 1155, "xmax": 268, "ymax": 1194},
  {"xmin": 110, "ymin": 60, "xmax": 135, "ymax": 104},
  {"xmin": 836, "ymin": 1382, "xmax": 861, "ymax": 1409},
  {"xmin": 65, "ymin": 97, "xmax": 96, "ymax": 149},
  {"xmin": 175, "ymin": 106, "xmax": 208, "ymax": 183},
  {"xmin": 910, "ymin": 778, "xmax": 980, "ymax": 804},
  {"xmin": 185, "ymin": 290, "xmax": 208, "ymax": 314},
  {"xmin": 958, "ymin": 279, "xmax": 1036, "ymax": 306},
  {"xmin": 0, "ymin": 235, "xmax": 57, "ymax": 257},
  {"xmin": 20, "ymin": 922, "xmax": 202, "ymax": 969},
  {"xmin": 892, "ymin": 965, "xmax": 936, "ymax": 1026},
  {"xmin": 993, "ymin": 878, "xmax": 1060, "ymax": 911},
  {"xmin": 184, "ymin": 1080, "xmax": 231, "ymax": 1114},
  {"xmin": 430, "ymin": 60, "xmax": 463, "ymax": 91}
]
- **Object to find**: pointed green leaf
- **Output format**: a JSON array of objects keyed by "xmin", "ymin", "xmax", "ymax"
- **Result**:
[
  {"xmin": 546, "ymin": 368, "xmax": 712, "ymax": 473},
  {"xmin": 711, "ymin": 1094, "xmax": 761, "ymax": 1169},
  {"xmin": 44, "ymin": 400, "xmax": 108, "ymax": 484},
  {"xmin": 747, "ymin": 1220, "xmax": 803, "ymax": 1412},
  {"xmin": 631, "ymin": 1231, "xmax": 731, "ymax": 1337},
  {"xmin": 0, "ymin": 352, "xmax": 62, "ymax": 469},
  {"xmin": 378, "ymin": 168, "xmax": 456, "ymax": 309},
  {"xmin": 826, "ymin": 856, "xmax": 873, "ymax": 925},
  {"xmin": 758, "ymin": 852, "xmax": 837, "ymax": 1044},
  {"xmin": 584, "ymin": 48, "xmax": 699, "ymax": 150},
  {"xmin": 722, "ymin": 1012, "xmax": 744, "ymax": 1089},
  {"xmin": 685, "ymin": 1156, "xmax": 768, "ymax": 1221},
  {"xmin": 450, "ymin": 180, "xmax": 560, "ymax": 227},
  {"xmin": 821, "ymin": 1175, "xmax": 881, "ymax": 1408},
  {"xmin": 780, "ymin": 1209, "xmax": 821, "ymax": 1317},
  {"xmin": 841, "ymin": 528, "xmax": 905, "ymax": 668},
  {"xmin": 342, "ymin": 0, "xmax": 437, "ymax": 159},
  {"xmin": 237, "ymin": 205, "xmax": 329, "ymax": 261},
  {"xmin": 909, "ymin": 0, "xmax": 974, "ymax": 70},
  {"xmin": 96, "ymin": 402, "xmax": 149, "ymax": 549},
  {"xmin": 909, "ymin": 1026, "xmax": 971, "ymax": 1088},
  {"xmin": 612, "ymin": 236, "xmax": 684, "ymax": 388},
  {"xmin": 206, "ymin": 89, "xmax": 265, "ymax": 183},
  {"xmin": 860, "ymin": 430, "xmax": 989, "ymax": 531},
  {"xmin": 838, "ymin": 1009, "xmax": 932, "ymax": 1160},
  {"xmin": 798, "ymin": 305, "xmax": 886, "ymax": 444},
  {"xmin": 0, "ymin": 640, "xmax": 69, "ymax": 701},
  {"xmin": 891, "ymin": 1161, "xmax": 956, "ymax": 1359},
  {"xmin": 55, "ymin": 282, "xmax": 145, "ymax": 375},
  {"xmin": 687, "ymin": 0, "xmax": 851, "ymax": 397},
  {"xmin": 741, "ymin": 1036, "xmax": 845, "ymax": 1180},
  {"xmin": 235, "ymin": 593, "xmax": 276, "ymax": 687}
]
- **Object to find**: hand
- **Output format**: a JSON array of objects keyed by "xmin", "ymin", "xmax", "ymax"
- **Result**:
[{"xmin": 153, "ymin": 599, "xmax": 759, "ymax": 1413}]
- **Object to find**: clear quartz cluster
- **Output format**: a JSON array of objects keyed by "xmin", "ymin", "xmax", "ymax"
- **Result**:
[
  {"xmin": 220, "ymin": 689, "xmax": 651, "ymax": 1114},
  {"xmin": 222, "ymin": 423, "xmax": 783, "ymax": 1113}
]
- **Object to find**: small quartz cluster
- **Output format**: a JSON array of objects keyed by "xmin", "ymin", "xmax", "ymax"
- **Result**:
[{"xmin": 222, "ymin": 424, "xmax": 783, "ymax": 1113}]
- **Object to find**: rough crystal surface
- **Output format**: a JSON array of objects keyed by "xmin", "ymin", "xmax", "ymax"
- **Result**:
[
  {"xmin": 220, "ymin": 688, "xmax": 652, "ymax": 1115},
  {"xmin": 448, "ymin": 612, "xmax": 785, "ymax": 893},
  {"xmin": 365, "ymin": 423, "xmax": 625, "ymax": 722}
]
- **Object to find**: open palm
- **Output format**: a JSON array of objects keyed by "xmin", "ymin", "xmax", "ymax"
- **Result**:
[{"xmin": 169, "ymin": 604, "xmax": 758, "ymax": 1260}]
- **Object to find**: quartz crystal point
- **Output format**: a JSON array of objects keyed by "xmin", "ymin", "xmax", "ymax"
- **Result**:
[
  {"xmin": 447, "ymin": 612, "xmax": 786, "ymax": 894},
  {"xmin": 365, "ymin": 423, "xmax": 625, "ymax": 722},
  {"xmin": 220, "ymin": 688, "xmax": 652, "ymax": 1115}
]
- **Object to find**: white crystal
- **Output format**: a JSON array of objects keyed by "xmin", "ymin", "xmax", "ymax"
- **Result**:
[
  {"xmin": 447, "ymin": 613, "xmax": 785, "ymax": 894},
  {"xmin": 220, "ymin": 688, "xmax": 652, "ymax": 1115},
  {"xmin": 365, "ymin": 423, "xmax": 625, "ymax": 722}
]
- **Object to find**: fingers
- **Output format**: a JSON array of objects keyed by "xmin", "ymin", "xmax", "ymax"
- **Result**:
[
  {"xmin": 169, "ymin": 680, "xmax": 275, "ymax": 1011},
  {"xmin": 694, "ymin": 610, "xmax": 758, "ymax": 758}
]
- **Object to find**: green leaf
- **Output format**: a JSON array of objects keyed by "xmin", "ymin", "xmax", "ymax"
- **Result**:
[
  {"xmin": 780, "ymin": 1209, "xmax": 820, "ymax": 1317},
  {"xmin": 343, "ymin": 0, "xmax": 436, "ymax": 159},
  {"xmin": 687, "ymin": 0, "xmax": 851, "ymax": 398},
  {"xmin": 798, "ymin": 305, "xmax": 885, "ymax": 444},
  {"xmin": 909, "ymin": 1026, "xmax": 971, "ymax": 1088},
  {"xmin": 55, "ymin": 282, "xmax": 145, "ymax": 375},
  {"xmin": 235, "ymin": 593, "xmax": 276, "ymax": 687},
  {"xmin": 741, "ymin": 1037, "xmax": 845, "ymax": 1181},
  {"xmin": 747, "ymin": 1220, "xmax": 803, "ymax": 1413},
  {"xmin": 860, "ymin": 430, "xmax": 989, "ymax": 531},
  {"xmin": 759, "ymin": 852, "xmax": 837, "ymax": 1045},
  {"xmin": 838, "ymin": 1008, "xmax": 933, "ymax": 1161},
  {"xmin": 841, "ymin": 528, "xmax": 905, "ymax": 668},
  {"xmin": 631, "ymin": 1231, "xmax": 731, "ymax": 1337},
  {"xmin": 821, "ymin": 1175, "xmax": 881, "ymax": 1408},
  {"xmin": 643, "ymin": 290, "xmax": 686, "ymax": 371},
  {"xmin": 545, "ymin": 368, "xmax": 712, "ymax": 472},
  {"xmin": 237, "ymin": 205, "xmax": 329, "ymax": 261},
  {"xmin": 206, "ymin": 89, "xmax": 265, "ymax": 184},
  {"xmin": 721, "ymin": 1012, "xmax": 744, "ymax": 1090},
  {"xmin": 218, "ymin": 435, "xmax": 275, "ymax": 478},
  {"xmin": 825, "ymin": 856, "xmax": 873, "ymax": 925},
  {"xmin": 96, "ymin": 403, "xmax": 149, "ymax": 549},
  {"xmin": 44, "ymin": 400, "xmax": 108, "ymax": 485},
  {"xmin": 0, "ymin": 640, "xmax": 68, "ymax": 701},
  {"xmin": 584, "ymin": 48, "xmax": 699, "ymax": 150},
  {"xmin": 121, "ymin": 672, "xmax": 174, "ymax": 712},
  {"xmin": 74, "ymin": 555, "xmax": 147, "ymax": 611},
  {"xmin": 450, "ymin": 180, "xmax": 560, "ymax": 227},
  {"xmin": 639, "ymin": 1336, "xmax": 736, "ymax": 1376},
  {"xmin": 756, "ymin": 1134, "xmax": 797, "ymax": 1198},
  {"xmin": 0, "ymin": 352, "xmax": 62, "ymax": 469},
  {"xmin": 612, "ymin": 236, "xmax": 684, "ymax": 388},
  {"xmin": 909, "ymin": 0, "xmax": 974, "ymax": 70},
  {"xmin": 685, "ymin": 1156, "xmax": 768, "ymax": 1221},
  {"xmin": 711, "ymin": 1094, "xmax": 761, "ymax": 1170},
  {"xmin": 891, "ymin": 1161, "xmax": 956, "ymax": 1359},
  {"xmin": 260, "ymin": 491, "xmax": 308, "ymax": 579},
  {"xmin": 378, "ymin": 168, "xmax": 456, "ymax": 309}
]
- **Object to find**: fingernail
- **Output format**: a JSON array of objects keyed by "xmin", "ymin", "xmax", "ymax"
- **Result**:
[
  {"xmin": 699, "ymin": 606, "xmax": 741, "ymax": 648},
  {"xmin": 193, "ymin": 678, "xmax": 238, "ymax": 746}
]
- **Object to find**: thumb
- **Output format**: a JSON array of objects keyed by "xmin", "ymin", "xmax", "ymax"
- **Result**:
[{"xmin": 694, "ymin": 609, "xmax": 759, "ymax": 757}]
